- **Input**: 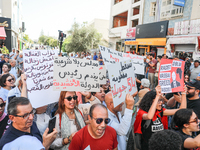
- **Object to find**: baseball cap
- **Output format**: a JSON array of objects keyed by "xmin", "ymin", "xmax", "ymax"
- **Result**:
[
  {"xmin": 2, "ymin": 135, "xmax": 45, "ymax": 150},
  {"xmin": 186, "ymin": 79, "xmax": 200, "ymax": 90},
  {"xmin": 141, "ymin": 78, "xmax": 150, "ymax": 88}
]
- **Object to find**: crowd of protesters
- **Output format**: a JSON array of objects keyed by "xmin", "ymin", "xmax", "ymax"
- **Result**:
[{"xmin": 0, "ymin": 48, "xmax": 200, "ymax": 150}]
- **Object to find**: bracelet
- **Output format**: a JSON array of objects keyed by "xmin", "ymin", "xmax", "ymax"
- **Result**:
[
  {"xmin": 87, "ymin": 93, "xmax": 92, "ymax": 99},
  {"xmin": 181, "ymin": 93, "xmax": 186, "ymax": 95},
  {"xmin": 67, "ymin": 136, "xmax": 71, "ymax": 143}
]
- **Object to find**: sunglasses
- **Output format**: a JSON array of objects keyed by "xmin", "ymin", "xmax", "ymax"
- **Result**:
[
  {"xmin": 14, "ymin": 108, "xmax": 36, "ymax": 120},
  {"xmin": 0, "ymin": 103, "xmax": 5, "ymax": 108},
  {"xmin": 65, "ymin": 95, "xmax": 78, "ymax": 101},
  {"xmin": 187, "ymin": 86, "xmax": 195, "ymax": 90},
  {"xmin": 7, "ymin": 78, "xmax": 14, "ymax": 82},
  {"xmin": 92, "ymin": 117, "xmax": 111, "ymax": 124},
  {"xmin": 189, "ymin": 117, "xmax": 198, "ymax": 124}
]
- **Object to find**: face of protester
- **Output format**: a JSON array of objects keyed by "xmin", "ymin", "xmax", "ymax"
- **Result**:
[
  {"xmin": 4, "ymin": 75, "xmax": 15, "ymax": 87},
  {"xmin": 186, "ymin": 85, "xmax": 196, "ymax": 98},
  {"xmin": 1, "ymin": 55, "xmax": 4, "ymax": 61},
  {"xmin": 94, "ymin": 87, "xmax": 105, "ymax": 103},
  {"xmin": 94, "ymin": 52, "xmax": 96, "ymax": 55},
  {"xmin": 157, "ymin": 57, "xmax": 161, "ymax": 62},
  {"xmin": 184, "ymin": 75, "xmax": 189, "ymax": 83},
  {"xmin": 5, "ymin": 57, "xmax": 9, "ymax": 62},
  {"xmin": 64, "ymin": 91, "xmax": 77, "ymax": 110},
  {"xmin": 19, "ymin": 54, "xmax": 23, "ymax": 58},
  {"xmin": 10, "ymin": 61, "xmax": 16, "ymax": 67},
  {"xmin": 0, "ymin": 99, "xmax": 5, "ymax": 117},
  {"xmin": 162, "ymin": 55, "xmax": 166, "ymax": 59},
  {"xmin": 12, "ymin": 49, "xmax": 15, "ymax": 53},
  {"xmin": 185, "ymin": 112, "xmax": 199, "ymax": 132},
  {"xmin": 194, "ymin": 62, "xmax": 199, "ymax": 68},
  {"xmin": 155, "ymin": 99, "xmax": 163, "ymax": 110},
  {"xmin": 11, "ymin": 103, "xmax": 34, "ymax": 131},
  {"xmin": 2, "ymin": 65, "xmax": 9, "ymax": 73},
  {"xmin": 88, "ymin": 106, "xmax": 108, "ymax": 138}
]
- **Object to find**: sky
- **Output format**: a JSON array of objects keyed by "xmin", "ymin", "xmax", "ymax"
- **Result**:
[{"xmin": 22, "ymin": 0, "xmax": 111, "ymax": 40}]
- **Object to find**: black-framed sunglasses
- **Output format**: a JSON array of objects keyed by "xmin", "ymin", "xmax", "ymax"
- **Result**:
[
  {"xmin": 0, "ymin": 103, "xmax": 5, "ymax": 108},
  {"xmin": 189, "ymin": 117, "xmax": 198, "ymax": 124},
  {"xmin": 14, "ymin": 108, "xmax": 36, "ymax": 120},
  {"xmin": 92, "ymin": 117, "xmax": 111, "ymax": 124},
  {"xmin": 7, "ymin": 78, "xmax": 14, "ymax": 82},
  {"xmin": 65, "ymin": 95, "xmax": 78, "ymax": 101}
]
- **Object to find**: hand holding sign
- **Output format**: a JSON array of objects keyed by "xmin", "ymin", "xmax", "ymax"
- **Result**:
[
  {"xmin": 155, "ymin": 85, "xmax": 162, "ymax": 96},
  {"xmin": 125, "ymin": 93, "xmax": 135, "ymax": 110}
]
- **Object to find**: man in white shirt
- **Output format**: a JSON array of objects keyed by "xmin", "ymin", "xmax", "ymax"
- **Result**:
[
  {"xmin": 9, "ymin": 48, "xmax": 16, "ymax": 59},
  {"xmin": 105, "ymin": 92, "xmax": 135, "ymax": 150},
  {"xmin": 9, "ymin": 59, "xmax": 18, "ymax": 80},
  {"xmin": 190, "ymin": 60, "xmax": 200, "ymax": 80}
]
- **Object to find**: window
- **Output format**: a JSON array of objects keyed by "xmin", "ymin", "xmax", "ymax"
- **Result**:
[
  {"xmin": 150, "ymin": 2, "xmax": 156, "ymax": 16},
  {"xmin": 160, "ymin": 0, "xmax": 184, "ymax": 20}
]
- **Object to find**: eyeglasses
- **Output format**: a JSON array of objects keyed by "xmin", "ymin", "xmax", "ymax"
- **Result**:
[
  {"xmin": 189, "ymin": 117, "xmax": 198, "ymax": 124},
  {"xmin": 64, "ymin": 95, "xmax": 78, "ymax": 101},
  {"xmin": 14, "ymin": 108, "xmax": 36, "ymax": 120},
  {"xmin": 91, "ymin": 117, "xmax": 111, "ymax": 124},
  {"xmin": 7, "ymin": 78, "xmax": 14, "ymax": 82},
  {"xmin": 158, "ymin": 99, "xmax": 163, "ymax": 103},
  {"xmin": 0, "ymin": 103, "xmax": 5, "ymax": 108}
]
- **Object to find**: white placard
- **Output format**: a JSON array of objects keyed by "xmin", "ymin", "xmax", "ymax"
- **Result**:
[
  {"xmin": 23, "ymin": 50, "xmax": 60, "ymax": 108},
  {"xmin": 99, "ymin": 45, "xmax": 144, "ymax": 75},
  {"xmin": 53, "ymin": 57, "xmax": 100, "ymax": 92},
  {"xmin": 99, "ymin": 65, "xmax": 107, "ymax": 84},
  {"xmin": 107, "ymin": 59, "xmax": 137, "ymax": 107}
]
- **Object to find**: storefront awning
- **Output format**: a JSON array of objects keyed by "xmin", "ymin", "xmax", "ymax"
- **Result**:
[
  {"xmin": 166, "ymin": 36, "xmax": 199, "ymax": 51},
  {"xmin": 0, "ymin": 27, "xmax": 6, "ymax": 40},
  {"xmin": 136, "ymin": 38, "xmax": 166, "ymax": 46},
  {"xmin": 125, "ymin": 41, "xmax": 138, "ymax": 45}
]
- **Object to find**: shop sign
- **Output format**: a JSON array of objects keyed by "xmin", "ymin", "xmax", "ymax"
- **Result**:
[
  {"xmin": 174, "ymin": 0, "xmax": 185, "ymax": 7},
  {"xmin": 126, "ymin": 27, "xmax": 136, "ymax": 39},
  {"xmin": 0, "ymin": 21, "xmax": 9, "ymax": 27},
  {"xmin": 136, "ymin": 21, "xmax": 168, "ymax": 38}
]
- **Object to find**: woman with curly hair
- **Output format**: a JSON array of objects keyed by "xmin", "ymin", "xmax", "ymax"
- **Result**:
[
  {"xmin": 172, "ymin": 109, "xmax": 200, "ymax": 150},
  {"xmin": 50, "ymin": 91, "xmax": 85, "ymax": 150},
  {"xmin": 134, "ymin": 85, "xmax": 187, "ymax": 150}
]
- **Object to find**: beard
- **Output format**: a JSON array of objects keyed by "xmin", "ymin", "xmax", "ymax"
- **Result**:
[{"xmin": 186, "ymin": 91, "xmax": 195, "ymax": 98}]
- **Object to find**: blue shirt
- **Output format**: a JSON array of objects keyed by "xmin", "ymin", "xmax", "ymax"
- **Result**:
[
  {"xmin": 198, "ymin": 73, "xmax": 200, "ymax": 76},
  {"xmin": 0, "ymin": 87, "xmax": 9, "ymax": 102},
  {"xmin": 99, "ymin": 54, "xmax": 103, "ymax": 65},
  {"xmin": 0, "ymin": 122, "xmax": 42, "ymax": 149},
  {"xmin": 93, "ymin": 55, "xmax": 98, "ymax": 60}
]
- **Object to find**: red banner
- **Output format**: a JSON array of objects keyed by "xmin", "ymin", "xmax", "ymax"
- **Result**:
[{"xmin": 158, "ymin": 59, "xmax": 185, "ymax": 93}]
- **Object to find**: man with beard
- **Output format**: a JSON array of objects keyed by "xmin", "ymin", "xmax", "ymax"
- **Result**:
[{"xmin": 186, "ymin": 79, "xmax": 200, "ymax": 119}]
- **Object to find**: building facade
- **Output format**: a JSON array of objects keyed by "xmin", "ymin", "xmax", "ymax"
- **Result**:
[
  {"xmin": 108, "ymin": 0, "xmax": 145, "ymax": 51},
  {"xmin": 0, "ymin": 0, "xmax": 24, "ymax": 51}
]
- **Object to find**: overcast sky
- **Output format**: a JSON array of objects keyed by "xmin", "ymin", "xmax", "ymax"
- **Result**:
[{"xmin": 22, "ymin": 0, "xmax": 111, "ymax": 40}]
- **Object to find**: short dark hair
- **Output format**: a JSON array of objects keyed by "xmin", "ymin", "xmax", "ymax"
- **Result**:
[
  {"xmin": 0, "ymin": 73, "xmax": 12, "ymax": 87},
  {"xmin": 89, "ymin": 103, "xmax": 107, "ymax": 118},
  {"xmin": 157, "ymin": 55, "xmax": 162, "ymax": 60},
  {"xmin": 149, "ymin": 53, "xmax": 154, "ymax": 57},
  {"xmin": 149, "ymin": 130, "xmax": 182, "ymax": 150},
  {"xmin": 162, "ymin": 54, "xmax": 166, "ymax": 57},
  {"xmin": 194, "ymin": 60, "xmax": 199, "ymax": 63},
  {"xmin": 7, "ymin": 97, "xmax": 30, "ymax": 116},
  {"xmin": 2, "ymin": 63, "xmax": 11, "ymax": 71}
]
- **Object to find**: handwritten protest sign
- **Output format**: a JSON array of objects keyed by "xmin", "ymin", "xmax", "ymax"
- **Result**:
[
  {"xmin": 107, "ymin": 59, "xmax": 137, "ymax": 107},
  {"xmin": 23, "ymin": 50, "xmax": 60, "ymax": 108},
  {"xmin": 99, "ymin": 65, "xmax": 107, "ymax": 84},
  {"xmin": 99, "ymin": 45, "xmax": 144, "ymax": 75},
  {"xmin": 53, "ymin": 57, "xmax": 100, "ymax": 92},
  {"xmin": 158, "ymin": 59, "xmax": 185, "ymax": 93}
]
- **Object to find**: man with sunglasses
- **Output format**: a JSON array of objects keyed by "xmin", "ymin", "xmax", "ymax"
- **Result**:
[
  {"xmin": 186, "ymin": 80, "xmax": 200, "ymax": 120},
  {"xmin": 0, "ymin": 97, "xmax": 57, "ymax": 150},
  {"xmin": 69, "ymin": 103, "xmax": 118, "ymax": 150},
  {"xmin": 105, "ymin": 92, "xmax": 135, "ymax": 150}
]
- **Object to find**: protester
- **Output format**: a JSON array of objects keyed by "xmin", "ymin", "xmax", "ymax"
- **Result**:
[
  {"xmin": 69, "ymin": 103, "xmax": 118, "ymax": 150},
  {"xmin": 17, "ymin": 53, "xmax": 23, "ymax": 71},
  {"xmin": 184, "ymin": 74, "xmax": 190, "ymax": 84},
  {"xmin": 98, "ymin": 51, "xmax": 103, "ymax": 65},
  {"xmin": 0, "ymin": 97, "xmax": 10, "ymax": 139},
  {"xmin": 0, "ymin": 55, "xmax": 5, "ymax": 74},
  {"xmin": 148, "ymin": 53, "xmax": 157, "ymax": 90},
  {"xmin": 149, "ymin": 130, "xmax": 182, "ymax": 150},
  {"xmin": 0, "ymin": 97, "xmax": 57, "ymax": 150},
  {"xmin": 0, "ymin": 74, "xmax": 15, "ymax": 101},
  {"xmin": 9, "ymin": 48, "xmax": 16, "ymax": 59},
  {"xmin": 134, "ymin": 85, "xmax": 187, "ymax": 150},
  {"xmin": 162, "ymin": 54, "xmax": 167, "ymax": 59},
  {"xmin": 9, "ymin": 59, "xmax": 18, "ymax": 80},
  {"xmin": 172, "ymin": 109, "xmax": 200, "ymax": 150},
  {"xmin": 190, "ymin": 60, "xmax": 200, "ymax": 80},
  {"xmin": 91, "ymin": 87, "xmax": 106, "ymax": 106},
  {"xmin": 1, "ymin": 63, "xmax": 11, "ymax": 75},
  {"xmin": 50, "ymin": 91, "xmax": 85, "ymax": 150},
  {"xmin": 155, "ymin": 55, "xmax": 162, "ymax": 87},
  {"xmin": 93, "ymin": 52, "xmax": 98, "ymax": 60},
  {"xmin": 105, "ymin": 93, "xmax": 135, "ymax": 150}
]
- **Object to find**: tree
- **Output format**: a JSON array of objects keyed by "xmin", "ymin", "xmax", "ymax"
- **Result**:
[{"xmin": 64, "ymin": 22, "xmax": 102, "ymax": 53}]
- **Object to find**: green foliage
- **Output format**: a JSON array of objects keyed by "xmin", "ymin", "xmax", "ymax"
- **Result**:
[
  {"xmin": 23, "ymin": 34, "xmax": 33, "ymax": 44},
  {"xmin": 38, "ymin": 35, "xmax": 58, "ymax": 47},
  {"xmin": 64, "ymin": 22, "xmax": 102, "ymax": 53},
  {"xmin": 1, "ymin": 46, "xmax": 9, "ymax": 54}
]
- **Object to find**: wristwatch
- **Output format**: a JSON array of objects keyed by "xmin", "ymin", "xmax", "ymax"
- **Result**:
[{"xmin": 68, "ymin": 136, "xmax": 71, "ymax": 143}]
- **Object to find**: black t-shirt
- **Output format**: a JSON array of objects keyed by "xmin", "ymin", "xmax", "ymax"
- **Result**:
[
  {"xmin": 187, "ymin": 98, "xmax": 200, "ymax": 119},
  {"xmin": 0, "ymin": 115, "xmax": 10, "ymax": 139},
  {"xmin": 176, "ymin": 130, "xmax": 199, "ymax": 150}
]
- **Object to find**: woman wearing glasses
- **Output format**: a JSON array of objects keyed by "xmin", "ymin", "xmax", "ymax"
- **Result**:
[
  {"xmin": 50, "ymin": 91, "xmax": 85, "ymax": 150},
  {"xmin": 0, "ymin": 74, "xmax": 15, "ymax": 101},
  {"xmin": 134, "ymin": 85, "xmax": 187, "ymax": 150},
  {"xmin": 172, "ymin": 109, "xmax": 200, "ymax": 150},
  {"xmin": 0, "ymin": 97, "xmax": 10, "ymax": 139}
]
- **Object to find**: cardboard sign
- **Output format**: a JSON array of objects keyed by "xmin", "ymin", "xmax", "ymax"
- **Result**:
[
  {"xmin": 158, "ymin": 59, "xmax": 185, "ymax": 93},
  {"xmin": 107, "ymin": 59, "xmax": 137, "ymax": 107},
  {"xmin": 99, "ymin": 65, "xmax": 107, "ymax": 84},
  {"xmin": 99, "ymin": 45, "xmax": 144, "ymax": 75},
  {"xmin": 23, "ymin": 50, "xmax": 60, "ymax": 108},
  {"xmin": 53, "ymin": 57, "xmax": 100, "ymax": 92}
]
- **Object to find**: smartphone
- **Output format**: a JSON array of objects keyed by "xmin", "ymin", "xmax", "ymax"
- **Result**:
[
  {"xmin": 173, "ymin": 92, "xmax": 179, "ymax": 95},
  {"xmin": 8, "ymin": 95, "xmax": 16, "ymax": 103},
  {"xmin": 48, "ymin": 116, "xmax": 56, "ymax": 134}
]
